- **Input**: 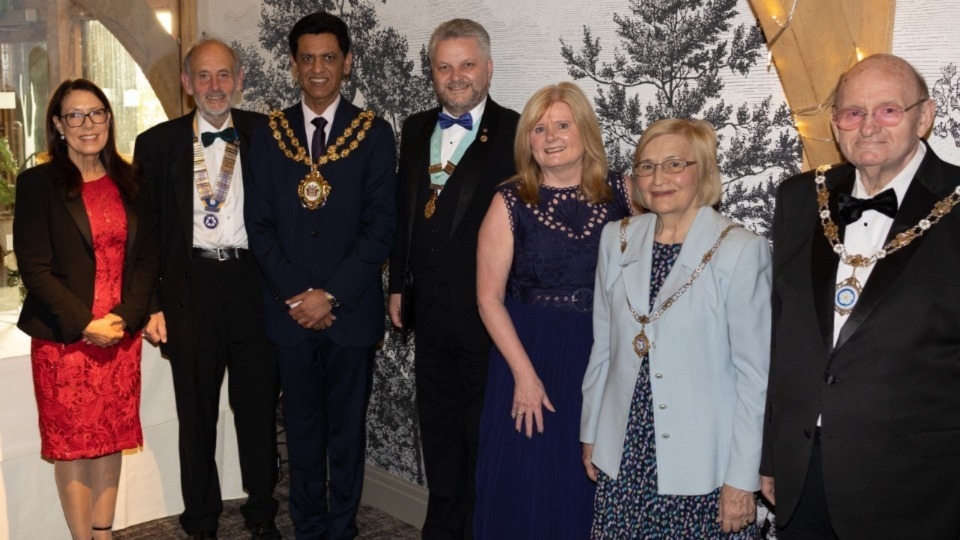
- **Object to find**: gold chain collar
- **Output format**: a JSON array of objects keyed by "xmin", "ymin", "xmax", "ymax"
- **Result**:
[
  {"xmin": 815, "ymin": 164, "xmax": 960, "ymax": 268},
  {"xmin": 622, "ymin": 220, "xmax": 740, "ymax": 357},
  {"xmin": 267, "ymin": 109, "xmax": 375, "ymax": 210}
]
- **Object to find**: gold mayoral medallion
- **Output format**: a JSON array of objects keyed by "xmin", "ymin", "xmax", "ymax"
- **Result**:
[
  {"xmin": 298, "ymin": 170, "xmax": 332, "ymax": 210},
  {"xmin": 269, "ymin": 109, "xmax": 375, "ymax": 211}
]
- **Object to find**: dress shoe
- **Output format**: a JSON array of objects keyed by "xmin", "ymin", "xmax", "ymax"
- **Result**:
[
  {"xmin": 247, "ymin": 521, "xmax": 283, "ymax": 540},
  {"xmin": 187, "ymin": 533, "xmax": 217, "ymax": 540}
]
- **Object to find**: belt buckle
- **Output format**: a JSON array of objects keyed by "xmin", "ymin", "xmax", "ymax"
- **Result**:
[
  {"xmin": 216, "ymin": 248, "xmax": 229, "ymax": 261},
  {"xmin": 571, "ymin": 288, "xmax": 594, "ymax": 313}
]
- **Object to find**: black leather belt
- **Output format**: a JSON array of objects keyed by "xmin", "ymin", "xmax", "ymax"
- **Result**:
[{"xmin": 191, "ymin": 247, "xmax": 249, "ymax": 261}]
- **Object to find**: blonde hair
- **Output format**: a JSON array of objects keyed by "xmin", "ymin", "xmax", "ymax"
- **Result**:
[
  {"xmin": 510, "ymin": 82, "xmax": 610, "ymax": 205},
  {"xmin": 632, "ymin": 118, "xmax": 721, "ymax": 208}
]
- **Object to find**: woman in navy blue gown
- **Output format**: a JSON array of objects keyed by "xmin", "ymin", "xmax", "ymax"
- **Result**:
[{"xmin": 473, "ymin": 82, "xmax": 632, "ymax": 539}]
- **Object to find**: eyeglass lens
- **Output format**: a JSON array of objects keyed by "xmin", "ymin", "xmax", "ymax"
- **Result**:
[{"xmin": 62, "ymin": 109, "xmax": 109, "ymax": 127}]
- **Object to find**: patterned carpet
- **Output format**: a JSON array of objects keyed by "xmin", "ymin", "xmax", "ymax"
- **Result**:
[
  {"xmin": 114, "ymin": 405, "xmax": 420, "ymax": 540},
  {"xmin": 114, "ymin": 468, "xmax": 420, "ymax": 539}
]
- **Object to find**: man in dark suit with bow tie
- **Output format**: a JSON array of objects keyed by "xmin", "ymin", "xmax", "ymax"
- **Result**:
[
  {"xmin": 245, "ymin": 12, "xmax": 396, "ymax": 540},
  {"xmin": 761, "ymin": 54, "xmax": 960, "ymax": 539},
  {"xmin": 387, "ymin": 18, "xmax": 519, "ymax": 539},
  {"xmin": 134, "ymin": 39, "xmax": 280, "ymax": 540}
]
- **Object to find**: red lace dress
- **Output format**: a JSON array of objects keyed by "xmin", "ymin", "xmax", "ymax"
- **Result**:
[{"xmin": 31, "ymin": 175, "xmax": 143, "ymax": 460}]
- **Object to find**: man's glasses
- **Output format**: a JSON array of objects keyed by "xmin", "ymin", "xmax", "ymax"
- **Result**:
[
  {"xmin": 60, "ymin": 109, "xmax": 111, "ymax": 128},
  {"xmin": 634, "ymin": 159, "xmax": 697, "ymax": 177},
  {"xmin": 832, "ymin": 99, "xmax": 927, "ymax": 131}
]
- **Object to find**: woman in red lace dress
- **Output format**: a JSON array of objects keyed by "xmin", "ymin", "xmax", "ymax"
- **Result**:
[{"xmin": 14, "ymin": 79, "xmax": 158, "ymax": 540}]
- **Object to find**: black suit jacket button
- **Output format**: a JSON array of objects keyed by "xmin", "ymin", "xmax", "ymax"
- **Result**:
[
  {"xmin": 184, "ymin": 272, "xmax": 190, "ymax": 279},
  {"xmin": 310, "ymin": 230, "xmax": 318, "ymax": 237},
  {"xmin": 177, "ymin": 302, "xmax": 183, "ymax": 309},
  {"xmin": 824, "ymin": 373, "xmax": 838, "ymax": 385}
]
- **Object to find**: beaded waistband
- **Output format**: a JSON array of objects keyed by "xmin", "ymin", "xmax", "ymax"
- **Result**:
[{"xmin": 513, "ymin": 286, "xmax": 594, "ymax": 313}]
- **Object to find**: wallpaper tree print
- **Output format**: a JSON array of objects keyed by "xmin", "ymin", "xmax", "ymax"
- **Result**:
[
  {"xmin": 232, "ymin": 0, "xmax": 431, "ymax": 484},
  {"xmin": 561, "ymin": 0, "xmax": 801, "ymax": 236},
  {"xmin": 234, "ymin": 0, "xmax": 435, "ymax": 130},
  {"xmin": 933, "ymin": 63, "xmax": 960, "ymax": 147}
]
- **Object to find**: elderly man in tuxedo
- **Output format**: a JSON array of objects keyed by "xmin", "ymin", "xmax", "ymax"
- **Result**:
[
  {"xmin": 245, "ymin": 12, "xmax": 396, "ymax": 540},
  {"xmin": 387, "ymin": 18, "xmax": 519, "ymax": 540},
  {"xmin": 761, "ymin": 54, "xmax": 960, "ymax": 539},
  {"xmin": 134, "ymin": 38, "xmax": 280, "ymax": 540}
]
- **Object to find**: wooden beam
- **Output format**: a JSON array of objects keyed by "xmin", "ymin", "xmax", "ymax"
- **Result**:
[
  {"xmin": 748, "ymin": 0, "xmax": 896, "ymax": 170},
  {"xmin": 72, "ymin": 0, "xmax": 182, "ymax": 120}
]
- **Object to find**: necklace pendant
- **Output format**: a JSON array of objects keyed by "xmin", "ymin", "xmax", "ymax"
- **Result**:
[
  {"xmin": 835, "ymin": 275, "xmax": 862, "ymax": 315},
  {"xmin": 203, "ymin": 213, "xmax": 219, "ymax": 230},
  {"xmin": 424, "ymin": 190, "xmax": 438, "ymax": 219},
  {"xmin": 633, "ymin": 328, "xmax": 651, "ymax": 358},
  {"xmin": 298, "ymin": 169, "xmax": 331, "ymax": 210}
]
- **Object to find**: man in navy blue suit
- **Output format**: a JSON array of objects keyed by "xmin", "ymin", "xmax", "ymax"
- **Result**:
[{"xmin": 245, "ymin": 12, "xmax": 396, "ymax": 540}]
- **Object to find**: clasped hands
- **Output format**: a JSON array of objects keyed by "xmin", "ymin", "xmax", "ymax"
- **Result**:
[
  {"xmin": 287, "ymin": 289, "xmax": 337, "ymax": 330},
  {"xmin": 82, "ymin": 313, "xmax": 125, "ymax": 347}
]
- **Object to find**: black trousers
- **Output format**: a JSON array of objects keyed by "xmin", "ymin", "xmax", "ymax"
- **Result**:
[
  {"xmin": 414, "ymin": 299, "xmax": 489, "ymax": 540},
  {"xmin": 171, "ymin": 256, "xmax": 279, "ymax": 534},
  {"xmin": 778, "ymin": 431, "xmax": 840, "ymax": 540}
]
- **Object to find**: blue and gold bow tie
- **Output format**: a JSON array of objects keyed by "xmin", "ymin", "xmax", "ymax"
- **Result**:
[
  {"xmin": 438, "ymin": 112, "xmax": 473, "ymax": 130},
  {"xmin": 201, "ymin": 128, "xmax": 238, "ymax": 147}
]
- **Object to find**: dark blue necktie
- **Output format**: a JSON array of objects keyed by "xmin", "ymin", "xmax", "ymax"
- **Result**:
[
  {"xmin": 438, "ymin": 112, "xmax": 473, "ymax": 130},
  {"xmin": 200, "ymin": 128, "xmax": 237, "ymax": 147},
  {"xmin": 837, "ymin": 188, "xmax": 898, "ymax": 224}
]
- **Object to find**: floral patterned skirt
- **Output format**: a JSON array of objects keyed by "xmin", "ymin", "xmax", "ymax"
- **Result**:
[
  {"xmin": 31, "ymin": 334, "xmax": 143, "ymax": 460},
  {"xmin": 590, "ymin": 352, "xmax": 759, "ymax": 540}
]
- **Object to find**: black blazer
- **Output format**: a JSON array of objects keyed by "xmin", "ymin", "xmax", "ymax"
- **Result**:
[
  {"xmin": 15, "ymin": 162, "xmax": 158, "ymax": 343},
  {"xmin": 133, "ymin": 108, "xmax": 264, "ymax": 357},
  {"xmin": 388, "ymin": 97, "xmax": 519, "ymax": 350},
  {"xmin": 761, "ymin": 143, "xmax": 960, "ymax": 538}
]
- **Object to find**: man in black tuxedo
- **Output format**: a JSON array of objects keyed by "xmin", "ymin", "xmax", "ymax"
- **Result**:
[
  {"xmin": 387, "ymin": 19, "xmax": 519, "ymax": 539},
  {"xmin": 245, "ymin": 12, "xmax": 396, "ymax": 540},
  {"xmin": 134, "ymin": 39, "xmax": 280, "ymax": 540},
  {"xmin": 761, "ymin": 54, "xmax": 960, "ymax": 539}
]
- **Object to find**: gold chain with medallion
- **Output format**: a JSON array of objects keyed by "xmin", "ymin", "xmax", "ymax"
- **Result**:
[
  {"xmin": 268, "ymin": 109, "xmax": 375, "ymax": 210},
  {"xmin": 814, "ymin": 164, "xmax": 960, "ymax": 315},
  {"xmin": 622, "ymin": 221, "xmax": 740, "ymax": 358}
]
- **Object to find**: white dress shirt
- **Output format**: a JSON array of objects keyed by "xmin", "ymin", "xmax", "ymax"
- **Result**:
[
  {"xmin": 440, "ymin": 99, "xmax": 486, "ymax": 165},
  {"xmin": 193, "ymin": 112, "xmax": 247, "ymax": 249}
]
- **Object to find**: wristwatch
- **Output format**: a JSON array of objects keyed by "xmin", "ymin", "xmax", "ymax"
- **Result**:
[{"xmin": 324, "ymin": 291, "xmax": 341, "ymax": 307}]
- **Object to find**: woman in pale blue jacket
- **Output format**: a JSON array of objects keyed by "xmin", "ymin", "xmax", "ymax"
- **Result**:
[{"xmin": 581, "ymin": 118, "xmax": 771, "ymax": 539}]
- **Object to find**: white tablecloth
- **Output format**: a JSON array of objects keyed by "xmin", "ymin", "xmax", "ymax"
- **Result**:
[{"xmin": 0, "ymin": 309, "xmax": 243, "ymax": 539}]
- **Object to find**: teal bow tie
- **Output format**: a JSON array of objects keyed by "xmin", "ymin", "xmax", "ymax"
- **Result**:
[{"xmin": 201, "ymin": 128, "xmax": 238, "ymax": 147}]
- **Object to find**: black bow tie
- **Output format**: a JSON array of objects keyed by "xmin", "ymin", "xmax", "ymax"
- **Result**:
[
  {"xmin": 837, "ymin": 188, "xmax": 898, "ymax": 224},
  {"xmin": 201, "ymin": 128, "xmax": 238, "ymax": 147}
]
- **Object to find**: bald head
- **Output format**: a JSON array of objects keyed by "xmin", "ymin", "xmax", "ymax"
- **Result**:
[{"xmin": 835, "ymin": 54, "xmax": 929, "ymax": 106}]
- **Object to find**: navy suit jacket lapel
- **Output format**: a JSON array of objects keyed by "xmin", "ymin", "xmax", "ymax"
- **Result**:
[{"xmin": 834, "ymin": 147, "xmax": 949, "ymax": 353}]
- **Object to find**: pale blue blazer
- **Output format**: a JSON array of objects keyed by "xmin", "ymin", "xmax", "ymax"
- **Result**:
[{"xmin": 581, "ymin": 206, "xmax": 771, "ymax": 495}]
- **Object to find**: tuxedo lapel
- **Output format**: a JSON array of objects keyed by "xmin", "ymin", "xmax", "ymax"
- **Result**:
[
  {"xmin": 172, "ymin": 114, "xmax": 196, "ymax": 254},
  {"xmin": 449, "ymin": 100, "xmax": 502, "ymax": 236},
  {"xmin": 834, "ymin": 150, "xmax": 947, "ymax": 352},
  {"xmin": 811, "ymin": 168, "xmax": 853, "ymax": 354},
  {"xmin": 406, "ymin": 112, "xmax": 437, "ymax": 246}
]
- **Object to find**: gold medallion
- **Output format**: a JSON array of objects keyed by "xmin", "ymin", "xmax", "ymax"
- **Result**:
[
  {"xmin": 424, "ymin": 191, "xmax": 438, "ymax": 219},
  {"xmin": 633, "ymin": 329, "xmax": 651, "ymax": 357},
  {"xmin": 834, "ymin": 275, "xmax": 862, "ymax": 316},
  {"xmin": 298, "ymin": 170, "xmax": 331, "ymax": 210}
]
